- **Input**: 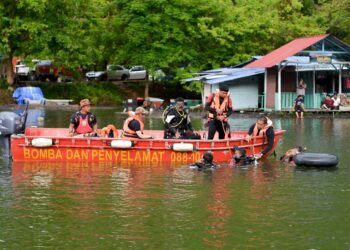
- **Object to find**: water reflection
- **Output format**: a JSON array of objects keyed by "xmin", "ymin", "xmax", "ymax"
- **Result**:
[
  {"xmin": 203, "ymin": 167, "xmax": 233, "ymax": 249},
  {"xmin": 2, "ymin": 114, "xmax": 350, "ymax": 248}
]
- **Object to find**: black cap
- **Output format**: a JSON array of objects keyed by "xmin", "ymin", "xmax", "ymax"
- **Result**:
[
  {"xmin": 233, "ymin": 146, "xmax": 246, "ymax": 156},
  {"xmin": 203, "ymin": 152, "xmax": 213, "ymax": 163}
]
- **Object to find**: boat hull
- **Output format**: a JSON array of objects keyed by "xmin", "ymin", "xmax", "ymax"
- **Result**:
[{"xmin": 11, "ymin": 128, "xmax": 285, "ymax": 164}]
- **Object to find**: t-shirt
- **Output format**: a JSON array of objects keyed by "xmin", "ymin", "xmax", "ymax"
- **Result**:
[
  {"xmin": 332, "ymin": 97, "xmax": 341, "ymax": 107},
  {"xmin": 128, "ymin": 119, "xmax": 141, "ymax": 132},
  {"xmin": 296, "ymin": 84, "xmax": 306, "ymax": 96},
  {"xmin": 323, "ymin": 99, "xmax": 334, "ymax": 108},
  {"xmin": 295, "ymin": 98, "xmax": 304, "ymax": 107}
]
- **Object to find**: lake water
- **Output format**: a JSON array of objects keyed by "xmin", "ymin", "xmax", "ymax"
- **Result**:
[{"xmin": 0, "ymin": 107, "xmax": 350, "ymax": 249}]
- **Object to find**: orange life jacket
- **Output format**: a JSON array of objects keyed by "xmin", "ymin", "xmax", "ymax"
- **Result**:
[
  {"xmin": 76, "ymin": 115, "xmax": 93, "ymax": 134},
  {"xmin": 122, "ymin": 116, "xmax": 144, "ymax": 138},
  {"xmin": 100, "ymin": 124, "xmax": 118, "ymax": 138},
  {"xmin": 252, "ymin": 117, "xmax": 273, "ymax": 137},
  {"xmin": 208, "ymin": 90, "xmax": 230, "ymax": 121}
]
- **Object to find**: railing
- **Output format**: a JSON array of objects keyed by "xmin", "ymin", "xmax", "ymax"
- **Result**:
[{"xmin": 275, "ymin": 92, "xmax": 324, "ymax": 109}]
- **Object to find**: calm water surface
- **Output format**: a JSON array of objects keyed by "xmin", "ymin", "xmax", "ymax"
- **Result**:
[{"xmin": 1, "ymin": 107, "xmax": 350, "ymax": 249}]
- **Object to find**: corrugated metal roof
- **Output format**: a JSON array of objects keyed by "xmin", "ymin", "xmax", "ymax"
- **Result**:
[
  {"xmin": 206, "ymin": 68, "xmax": 264, "ymax": 84},
  {"xmin": 245, "ymin": 34, "xmax": 330, "ymax": 68}
]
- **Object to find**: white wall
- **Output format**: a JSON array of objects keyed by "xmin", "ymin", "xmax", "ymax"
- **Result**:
[{"xmin": 203, "ymin": 76, "xmax": 259, "ymax": 109}]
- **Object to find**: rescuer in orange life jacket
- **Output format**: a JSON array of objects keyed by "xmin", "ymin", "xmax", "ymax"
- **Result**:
[
  {"xmin": 122, "ymin": 106, "xmax": 153, "ymax": 139},
  {"xmin": 205, "ymin": 85, "xmax": 233, "ymax": 139},
  {"xmin": 69, "ymin": 99, "xmax": 98, "ymax": 137},
  {"xmin": 245, "ymin": 115, "xmax": 275, "ymax": 159}
]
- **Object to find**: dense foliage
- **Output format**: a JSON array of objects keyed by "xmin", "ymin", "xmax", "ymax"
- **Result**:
[{"xmin": 1, "ymin": 0, "xmax": 349, "ymax": 90}]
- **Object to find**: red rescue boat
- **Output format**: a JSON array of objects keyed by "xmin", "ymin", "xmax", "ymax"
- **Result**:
[{"xmin": 11, "ymin": 128, "xmax": 286, "ymax": 164}]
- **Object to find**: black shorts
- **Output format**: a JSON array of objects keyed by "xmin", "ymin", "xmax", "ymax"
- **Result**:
[{"xmin": 295, "ymin": 105, "xmax": 304, "ymax": 113}]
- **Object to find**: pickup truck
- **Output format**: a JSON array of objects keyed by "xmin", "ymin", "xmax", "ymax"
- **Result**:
[{"xmin": 15, "ymin": 60, "xmax": 37, "ymax": 81}]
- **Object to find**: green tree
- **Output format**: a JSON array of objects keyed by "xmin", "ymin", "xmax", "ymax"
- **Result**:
[
  {"xmin": 315, "ymin": 0, "xmax": 350, "ymax": 43},
  {"xmin": 0, "ymin": 0, "xmax": 101, "ymax": 85}
]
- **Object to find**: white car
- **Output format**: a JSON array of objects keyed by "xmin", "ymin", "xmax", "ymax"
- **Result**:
[
  {"xmin": 129, "ymin": 65, "xmax": 147, "ymax": 80},
  {"xmin": 106, "ymin": 65, "xmax": 130, "ymax": 81},
  {"xmin": 86, "ymin": 71, "xmax": 106, "ymax": 81},
  {"xmin": 15, "ymin": 60, "xmax": 37, "ymax": 81}
]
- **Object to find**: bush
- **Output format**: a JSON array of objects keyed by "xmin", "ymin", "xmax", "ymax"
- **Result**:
[{"xmin": 35, "ymin": 82, "xmax": 126, "ymax": 106}]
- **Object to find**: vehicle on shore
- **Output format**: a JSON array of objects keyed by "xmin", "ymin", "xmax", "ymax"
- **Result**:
[
  {"xmin": 14, "ymin": 60, "xmax": 38, "ymax": 81},
  {"xmin": 129, "ymin": 65, "xmax": 147, "ymax": 80},
  {"xmin": 86, "ymin": 71, "xmax": 106, "ymax": 81},
  {"xmin": 107, "ymin": 65, "xmax": 129, "ymax": 81}
]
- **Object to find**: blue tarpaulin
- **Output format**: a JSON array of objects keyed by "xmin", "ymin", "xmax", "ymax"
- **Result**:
[{"xmin": 12, "ymin": 87, "xmax": 45, "ymax": 105}]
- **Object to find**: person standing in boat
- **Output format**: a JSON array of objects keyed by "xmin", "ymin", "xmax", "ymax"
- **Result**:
[
  {"xmin": 69, "ymin": 99, "xmax": 98, "ymax": 137},
  {"xmin": 122, "ymin": 107, "xmax": 153, "ymax": 139},
  {"xmin": 245, "ymin": 115, "xmax": 275, "ymax": 159},
  {"xmin": 205, "ymin": 85, "xmax": 233, "ymax": 139},
  {"xmin": 163, "ymin": 97, "xmax": 200, "ymax": 139}
]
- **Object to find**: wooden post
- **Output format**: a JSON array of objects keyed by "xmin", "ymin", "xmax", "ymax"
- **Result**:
[
  {"xmin": 264, "ymin": 69, "xmax": 267, "ymax": 110},
  {"xmin": 277, "ymin": 66, "xmax": 281, "ymax": 111},
  {"xmin": 313, "ymin": 66, "xmax": 316, "ymax": 108},
  {"xmin": 144, "ymin": 80, "xmax": 149, "ymax": 98},
  {"xmin": 339, "ymin": 64, "xmax": 342, "ymax": 94}
]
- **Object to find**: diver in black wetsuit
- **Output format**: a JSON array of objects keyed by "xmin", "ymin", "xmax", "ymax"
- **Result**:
[
  {"xmin": 189, "ymin": 152, "xmax": 218, "ymax": 170},
  {"xmin": 231, "ymin": 146, "xmax": 255, "ymax": 166}
]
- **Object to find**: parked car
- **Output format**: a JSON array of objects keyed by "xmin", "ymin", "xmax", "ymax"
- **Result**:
[
  {"xmin": 14, "ymin": 60, "xmax": 38, "ymax": 81},
  {"xmin": 106, "ymin": 65, "xmax": 129, "ymax": 81},
  {"xmin": 129, "ymin": 65, "xmax": 147, "ymax": 80},
  {"xmin": 86, "ymin": 71, "xmax": 106, "ymax": 81}
]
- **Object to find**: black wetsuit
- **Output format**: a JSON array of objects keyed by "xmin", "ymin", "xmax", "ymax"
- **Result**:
[
  {"xmin": 190, "ymin": 161, "xmax": 218, "ymax": 170},
  {"xmin": 164, "ymin": 107, "xmax": 200, "ymax": 139},
  {"xmin": 233, "ymin": 156, "xmax": 255, "ymax": 166}
]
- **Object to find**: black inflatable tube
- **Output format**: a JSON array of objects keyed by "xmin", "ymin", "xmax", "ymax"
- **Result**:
[{"xmin": 294, "ymin": 153, "xmax": 338, "ymax": 167}]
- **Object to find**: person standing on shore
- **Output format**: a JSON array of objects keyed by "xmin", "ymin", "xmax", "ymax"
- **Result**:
[{"xmin": 296, "ymin": 78, "xmax": 307, "ymax": 97}]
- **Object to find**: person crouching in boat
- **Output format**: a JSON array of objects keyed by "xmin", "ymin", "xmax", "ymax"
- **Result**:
[
  {"xmin": 205, "ymin": 85, "xmax": 233, "ymax": 139},
  {"xmin": 189, "ymin": 152, "xmax": 218, "ymax": 170},
  {"xmin": 245, "ymin": 115, "xmax": 275, "ymax": 160},
  {"xmin": 69, "ymin": 99, "xmax": 98, "ymax": 137},
  {"xmin": 163, "ymin": 97, "xmax": 200, "ymax": 139},
  {"xmin": 122, "ymin": 107, "xmax": 153, "ymax": 139}
]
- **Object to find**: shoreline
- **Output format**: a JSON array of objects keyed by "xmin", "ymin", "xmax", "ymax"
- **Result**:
[{"xmin": 1, "ymin": 104, "xmax": 350, "ymax": 118}]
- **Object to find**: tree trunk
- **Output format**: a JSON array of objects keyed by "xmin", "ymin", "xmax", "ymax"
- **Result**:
[
  {"xmin": 144, "ymin": 80, "xmax": 149, "ymax": 98},
  {"xmin": 6, "ymin": 56, "xmax": 15, "ymax": 85}
]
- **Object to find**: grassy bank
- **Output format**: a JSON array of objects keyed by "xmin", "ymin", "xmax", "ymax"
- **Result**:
[
  {"xmin": 36, "ymin": 82, "xmax": 127, "ymax": 106},
  {"xmin": 0, "ymin": 80, "xmax": 200, "ymax": 106},
  {"xmin": 0, "ymin": 81, "xmax": 128, "ymax": 106}
]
